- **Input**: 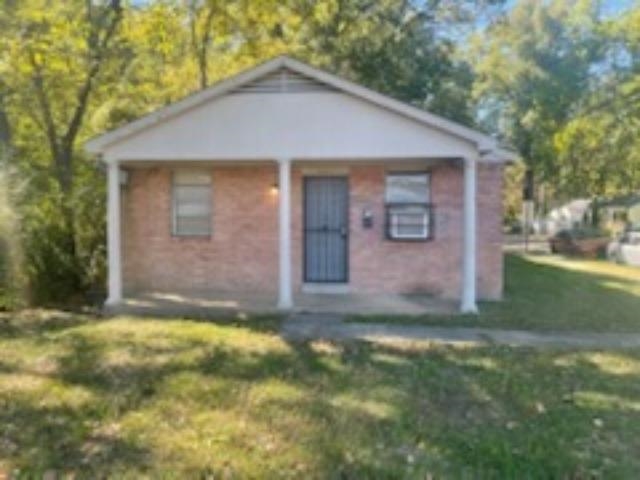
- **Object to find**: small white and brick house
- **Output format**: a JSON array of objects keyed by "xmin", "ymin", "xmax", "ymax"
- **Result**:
[{"xmin": 85, "ymin": 56, "xmax": 516, "ymax": 314}]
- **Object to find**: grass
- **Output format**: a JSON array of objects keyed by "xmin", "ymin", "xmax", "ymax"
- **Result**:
[
  {"xmin": 1, "ymin": 310, "xmax": 640, "ymax": 477},
  {"xmin": 348, "ymin": 253, "xmax": 640, "ymax": 332}
]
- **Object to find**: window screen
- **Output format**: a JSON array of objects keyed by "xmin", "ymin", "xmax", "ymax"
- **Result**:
[
  {"xmin": 172, "ymin": 170, "xmax": 212, "ymax": 236},
  {"xmin": 385, "ymin": 173, "xmax": 432, "ymax": 240}
]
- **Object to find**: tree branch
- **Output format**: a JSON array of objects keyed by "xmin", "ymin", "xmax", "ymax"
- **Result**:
[
  {"xmin": 62, "ymin": 0, "xmax": 123, "ymax": 152},
  {"xmin": 198, "ymin": 2, "xmax": 217, "ymax": 89},
  {"xmin": 189, "ymin": 0, "xmax": 217, "ymax": 89},
  {"xmin": 28, "ymin": 51, "xmax": 60, "ymax": 163}
]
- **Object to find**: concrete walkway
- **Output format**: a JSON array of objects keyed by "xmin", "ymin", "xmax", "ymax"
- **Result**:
[{"xmin": 282, "ymin": 314, "xmax": 640, "ymax": 349}]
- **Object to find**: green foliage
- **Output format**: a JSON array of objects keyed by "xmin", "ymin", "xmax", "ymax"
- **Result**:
[
  {"xmin": 20, "ymin": 176, "xmax": 106, "ymax": 306},
  {"xmin": 0, "ymin": 0, "xmax": 123, "ymax": 305},
  {"xmin": 469, "ymin": 0, "xmax": 640, "ymax": 200},
  {"xmin": 295, "ymin": 0, "xmax": 487, "ymax": 125},
  {"xmin": 469, "ymin": 0, "xmax": 605, "ymax": 178},
  {"xmin": 553, "ymin": 7, "xmax": 640, "ymax": 196},
  {"xmin": 503, "ymin": 161, "xmax": 526, "ymax": 227},
  {"xmin": 0, "ymin": 164, "xmax": 25, "ymax": 310}
]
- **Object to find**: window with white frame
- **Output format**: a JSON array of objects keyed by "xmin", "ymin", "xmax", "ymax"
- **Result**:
[
  {"xmin": 172, "ymin": 170, "xmax": 212, "ymax": 236},
  {"xmin": 385, "ymin": 173, "xmax": 432, "ymax": 240}
]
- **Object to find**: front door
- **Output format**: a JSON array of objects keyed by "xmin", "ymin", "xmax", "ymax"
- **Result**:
[{"xmin": 304, "ymin": 177, "xmax": 349, "ymax": 283}]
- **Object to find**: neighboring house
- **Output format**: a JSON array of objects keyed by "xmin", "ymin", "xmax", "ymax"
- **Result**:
[
  {"xmin": 544, "ymin": 199, "xmax": 592, "ymax": 235},
  {"xmin": 597, "ymin": 194, "xmax": 640, "ymax": 234},
  {"xmin": 85, "ymin": 56, "xmax": 516, "ymax": 314}
]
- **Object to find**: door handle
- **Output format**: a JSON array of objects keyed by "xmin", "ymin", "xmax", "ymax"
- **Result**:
[{"xmin": 340, "ymin": 226, "xmax": 348, "ymax": 237}]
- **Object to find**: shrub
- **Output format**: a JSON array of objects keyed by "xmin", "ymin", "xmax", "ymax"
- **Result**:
[{"xmin": 0, "ymin": 167, "xmax": 25, "ymax": 310}]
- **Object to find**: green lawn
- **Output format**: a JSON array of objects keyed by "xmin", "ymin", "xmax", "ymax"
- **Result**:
[
  {"xmin": 350, "ymin": 253, "xmax": 640, "ymax": 332},
  {"xmin": 1, "ymin": 311, "xmax": 640, "ymax": 477}
]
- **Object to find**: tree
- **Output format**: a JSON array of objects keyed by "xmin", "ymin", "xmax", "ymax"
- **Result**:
[
  {"xmin": 0, "ymin": 0, "xmax": 125, "ymax": 302},
  {"xmin": 553, "ymin": 6, "xmax": 640, "ymax": 196},
  {"xmin": 1, "ymin": 0, "xmax": 123, "ymax": 195},
  {"xmin": 295, "ymin": 0, "xmax": 503, "ymax": 125},
  {"xmin": 468, "ymin": 0, "xmax": 605, "ymax": 190}
]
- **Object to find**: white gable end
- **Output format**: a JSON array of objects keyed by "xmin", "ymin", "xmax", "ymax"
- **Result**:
[
  {"xmin": 103, "ymin": 86, "xmax": 477, "ymax": 161},
  {"xmin": 89, "ymin": 57, "xmax": 516, "ymax": 162}
]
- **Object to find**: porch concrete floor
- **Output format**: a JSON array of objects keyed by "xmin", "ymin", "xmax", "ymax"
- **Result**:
[{"xmin": 108, "ymin": 291, "xmax": 457, "ymax": 317}]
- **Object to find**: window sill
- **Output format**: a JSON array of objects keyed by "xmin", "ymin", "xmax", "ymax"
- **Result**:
[
  {"xmin": 171, "ymin": 234, "xmax": 212, "ymax": 241},
  {"xmin": 385, "ymin": 236, "xmax": 433, "ymax": 243}
]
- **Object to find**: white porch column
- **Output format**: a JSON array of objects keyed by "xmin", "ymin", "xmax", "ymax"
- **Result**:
[
  {"xmin": 277, "ymin": 158, "xmax": 293, "ymax": 309},
  {"xmin": 106, "ymin": 160, "xmax": 122, "ymax": 306},
  {"xmin": 461, "ymin": 156, "xmax": 478, "ymax": 313}
]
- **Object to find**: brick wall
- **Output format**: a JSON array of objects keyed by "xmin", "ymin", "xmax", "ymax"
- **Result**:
[
  {"xmin": 477, "ymin": 163, "xmax": 504, "ymax": 299},
  {"xmin": 344, "ymin": 164, "xmax": 464, "ymax": 298},
  {"xmin": 121, "ymin": 162, "xmax": 503, "ymax": 300},
  {"xmin": 122, "ymin": 165, "xmax": 279, "ymax": 295}
]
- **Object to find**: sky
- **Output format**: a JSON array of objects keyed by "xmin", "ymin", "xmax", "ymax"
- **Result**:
[
  {"xmin": 600, "ymin": 0, "xmax": 637, "ymax": 16},
  {"xmin": 499, "ymin": 0, "xmax": 636, "ymax": 16},
  {"xmin": 131, "ymin": 0, "xmax": 638, "ymax": 15}
]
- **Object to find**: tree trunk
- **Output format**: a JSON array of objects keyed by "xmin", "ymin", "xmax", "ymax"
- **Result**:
[
  {"xmin": 0, "ymin": 97, "xmax": 10, "ymax": 150},
  {"xmin": 54, "ymin": 149, "xmax": 74, "ymax": 195},
  {"xmin": 190, "ymin": 1, "xmax": 216, "ymax": 90}
]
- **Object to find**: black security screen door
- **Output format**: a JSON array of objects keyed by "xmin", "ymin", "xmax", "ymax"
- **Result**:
[{"xmin": 304, "ymin": 177, "xmax": 349, "ymax": 283}]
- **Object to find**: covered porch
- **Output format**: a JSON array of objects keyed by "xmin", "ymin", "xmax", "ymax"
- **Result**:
[{"xmin": 104, "ymin": 156, "xmax": 480, "ymax": 314}]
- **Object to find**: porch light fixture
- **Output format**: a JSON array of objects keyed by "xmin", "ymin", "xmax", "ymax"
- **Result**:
[{"xmin": 270, "ymin": 181, "xmax": 279, "ymax": 194}]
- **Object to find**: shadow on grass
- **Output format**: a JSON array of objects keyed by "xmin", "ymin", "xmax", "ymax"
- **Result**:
[
  {"xmin": 0, "ymin": 401, "xmax": 150, "ymax": 474},
  {"xmin": 0, "ymin": 310, "xmax": 94, "ymax": 338},
  {"xmin": 1, "ymin": 310, "xmax": 640, "ymax": 476},
  {"xmin": 177, "ymin": 312, "xmax": 284, "ymax": 334},
  {"xmin": 198, "ymin": 338, "xmax": 640, "ymax": 477}
]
